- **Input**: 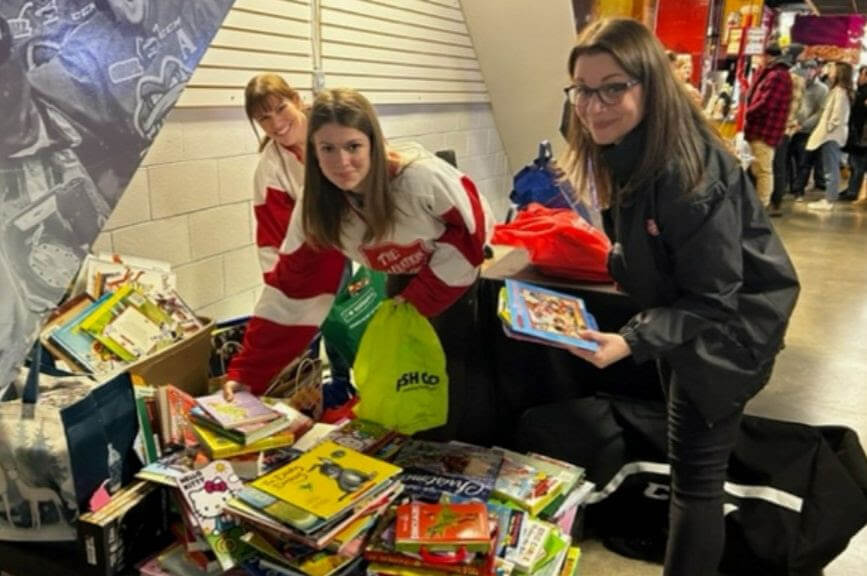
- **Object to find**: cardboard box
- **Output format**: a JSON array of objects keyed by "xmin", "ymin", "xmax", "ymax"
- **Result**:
[
  {"xmin": 77, "ymin": 481, "xmax": 172, "ymax": 576},
  {"xmin": 127, "ymin": 318, "xmax": 214, "ymax": 396}
]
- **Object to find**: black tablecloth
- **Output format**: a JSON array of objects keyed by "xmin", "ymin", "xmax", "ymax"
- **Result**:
[{"xmin": 462, "ymin": 250, "xmax": 663, "ymax": 447}]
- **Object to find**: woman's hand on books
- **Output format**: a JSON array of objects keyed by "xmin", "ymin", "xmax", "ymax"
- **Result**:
[
  {"xmin": 568, "ymin": 330, "xmax": 631, "ymax": 369},
  {"xmin": 222, "ymin": 379, "xmax": 242, "ymax": 402}
]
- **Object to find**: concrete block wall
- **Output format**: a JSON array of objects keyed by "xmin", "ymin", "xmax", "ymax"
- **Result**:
[{"xmin": 95, "ymin": 103, "xmax": 511, "ymax": 321}]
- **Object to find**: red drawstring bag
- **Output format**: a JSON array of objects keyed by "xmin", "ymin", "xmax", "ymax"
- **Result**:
[{"xmin": 491, "ymin": 203, "xmax": 613, "ymax": 283}]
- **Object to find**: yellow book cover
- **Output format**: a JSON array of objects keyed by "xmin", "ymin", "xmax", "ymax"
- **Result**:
[
  {"xmin": 250, "ymin": 440, "xmax": 401, "ymax": 520},
  {"xmin": 193, "ymin": 424, "xmax": 294, "ymax": 459},
  {"xmin": 558, "ymin": 546, "xmax": 581, "ymax": 576}
]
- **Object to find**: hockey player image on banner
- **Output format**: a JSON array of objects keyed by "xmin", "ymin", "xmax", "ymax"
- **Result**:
[{"xmin": 0, "ymin": 0, "xmax": 235, "ymax": 385}]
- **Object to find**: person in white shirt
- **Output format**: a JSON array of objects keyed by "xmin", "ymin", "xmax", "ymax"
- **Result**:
[{"xmin": 806, "ymin": 62, "xmax": 854, "ymax": 211}]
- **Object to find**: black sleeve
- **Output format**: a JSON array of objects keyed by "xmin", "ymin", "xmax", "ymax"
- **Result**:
[{"xmin": 620, "ymin": 178, "xmax": 743, "ymax": 363}]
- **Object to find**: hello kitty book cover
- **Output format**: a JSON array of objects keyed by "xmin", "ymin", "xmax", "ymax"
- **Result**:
[{"xmin": 177, "ymin": 460, "xmax": 245, "ymax": 571}]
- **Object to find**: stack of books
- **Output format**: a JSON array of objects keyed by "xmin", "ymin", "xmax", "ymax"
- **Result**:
[
  {"xmin": 498, "ymin": 279, "xmax": 598, "ymax": 353},
  {"xmin": 40, "ymin": 254, "xmax": 203, "ymax": 376},
  {"xmin": 224, "ymin": 440, "xmax": 404, "ymax": 570},
  {"xmin": 190, "ymin": 392, "xmax": 312, "ymax": 476},
  {"xmin": 365, "ymin": 502, "xmax": 497, "ymax": 576}
]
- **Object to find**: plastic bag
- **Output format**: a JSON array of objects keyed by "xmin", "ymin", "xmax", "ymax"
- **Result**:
[
  {"xmin": 352, "ymin": 300, "xmax": 448, "ymax": 435},
  {"xmin": 491, "ymin": 203, "xmax": 613, "ymax": 283},
  {"xmin": 510, "ymin": 141, "xmax": 576, "ymax": 211},
  {"xmin": 320, "ymin": 267, "xmax": 386, "ymax": 365}
]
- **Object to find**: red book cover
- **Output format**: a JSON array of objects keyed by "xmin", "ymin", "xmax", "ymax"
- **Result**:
[{"xmin": 395, "ymin": 502, "xmax": 491, "ymax": 553}]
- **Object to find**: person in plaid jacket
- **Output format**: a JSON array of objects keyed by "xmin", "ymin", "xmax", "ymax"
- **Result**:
[{"xmin": 745, "ymin": 44, "xmax": 793, "ymax": 208}]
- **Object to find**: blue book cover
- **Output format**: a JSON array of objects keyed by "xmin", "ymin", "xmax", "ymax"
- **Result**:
[
  {"xmin": 393, "ymin": 440, "xmax": 503, "ymax": 502},
  {"xmin": 49, "ymin": 292, "xmax": 124, "ymax": 373},
  {"xmin": 504, "ymin": 279, "xmax": 599, "ymax": 352}
]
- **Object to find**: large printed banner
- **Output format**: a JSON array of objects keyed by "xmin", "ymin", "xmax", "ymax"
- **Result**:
[{"xmin": 0, "ymin": 1, "xmax": 235, "ymax": 385}]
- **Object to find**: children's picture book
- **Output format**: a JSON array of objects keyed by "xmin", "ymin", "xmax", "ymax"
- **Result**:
[
  {"xmin": 493, "ymin": 455, "xmax": 566, "ymax": 517},
  {"xmin": 150, "ymin": 288, "xmax": 205, "ymax": 336},
  {"xmin": 394, "ymin": 501, "xmax": 491, "ymax": 553},
  {"xmin": 79, "ymin": 285, "xmax": 177, "ymax": 362},
  {"xmin": 193, "ymin": 423, "xmax": 295, "ymax": 460},
  {"xmin": 48, "ymin": 291, "xmax": 125, "ymax": 374},
  {"xmin": 326, "ymin": 418, "xmax": 396, "ymax": 454},
  {"xmin": 227, "ymin": 447, "xmax": 302, "ymax": 481},
  {"xmin": 393, "ymin": 440, "xmax": 503, "ymax": 502},
  {"xmin": 250, "ymin": 440, "xmax": 401, "ymax": 521},
  {"xmin": 39, "ymin": 293, "xmax": 95, "ymax": 371},
  {"xmin": 197, "ymin": 391, "xmax": 280, "ymax": 430},
  {"xmin": 501, "ymin": 280, "xmax": 599, "ymax": 352},
  {"xmin": 494, "ymin": 448, "xmax": 584, "ymax": 513},
  {"xmin": 263, "ymin": 398, "xmax": 315, "ymax": 440},
  {"xmin": 176, "ymin": 461, "xmax": 245, "ymax": 571},
  {"xmin": 156, "ymin": 384, "xmax": 199, "ymax": 447},
  {"xmin": 500, "ymin": 515, "xmax": 553, "ymax": 574},
  {"xmin": 364, "ymin": 508, "xmax": 492, "ymax": 576},
  {"xmin": 190, "ymin": 405, "xmax": 292, "ymax": 446},
  {"xmin": 78, "ymin": 253, "xmax": 175, "ymax": 300},
  {"xmin": 135, "ymin": 451, "xmax": 196, "ymax": 486}
]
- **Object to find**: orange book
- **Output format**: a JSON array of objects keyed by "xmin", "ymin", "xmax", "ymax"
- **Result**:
[{"xmin": 394, "ymin": 501, "xmax": 491, "ymax": 554}]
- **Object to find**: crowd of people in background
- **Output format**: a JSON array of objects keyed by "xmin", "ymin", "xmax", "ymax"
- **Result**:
[{"xmin": 668, "ymin": 43, "xmax": 867, "ymax": 215}]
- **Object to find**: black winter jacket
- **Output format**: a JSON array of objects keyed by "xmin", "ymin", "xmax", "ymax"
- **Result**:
[{"xmin": 601, "ymin": 124, "xmax": 800, "ymax": 423}]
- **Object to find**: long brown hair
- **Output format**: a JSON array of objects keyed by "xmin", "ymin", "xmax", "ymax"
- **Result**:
[
  {"xmin": 302, "ymin": 88, "xmax": 397, "ymax": 250},
  {"xmin": 830, "ymin": 61, "xmax": 855, "ymax": 101},
  {"xmin": 244, "ymin": 74, "xmax": 302, "ymax": 152},
  {"xmin": 562, "ymin": 18, "xmax": 721, "ymax": 206}
]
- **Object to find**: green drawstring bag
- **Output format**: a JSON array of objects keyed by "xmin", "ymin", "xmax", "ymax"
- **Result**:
[
  {"xmin": 352, "ymin": 299, "xmax": 448, "ymax": 435},
  {"xmin": 321, "ymin": 267, "xmax": 386, "ymax": 365}
]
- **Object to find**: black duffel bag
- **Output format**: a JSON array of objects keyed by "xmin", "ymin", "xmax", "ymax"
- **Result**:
[{"xmin": 516, "ymin": 395, "xmax": 867, "ymax": 575}]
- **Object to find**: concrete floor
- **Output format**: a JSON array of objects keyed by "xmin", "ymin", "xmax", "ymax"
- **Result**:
[{"xmin": 579, "ymin": 194, "xmax": 867, "ymax": 575}]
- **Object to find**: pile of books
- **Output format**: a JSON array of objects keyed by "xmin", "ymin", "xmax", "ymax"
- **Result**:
[
  {"xmin": 130, "ymin": 389, "xmax": 593, "ymax": 576},
  {"xmin": 364, "ymin": 439, "xmax": 591, "ymax": 576},
  {"xmin": 365, "ymin": 501, "xmax": 496, "ymax": 576},
  {"xmin": 40, "ymin": 253, "xmax": 203, "ymax": 376},
  {"xmin": 224, "ymin": 440, "xmax": 404, "ymax": 573},
  {"xmin": 190, "ymin": 391, "xmax": 309, "ymax": 461},
  {"xmin": 498, "ymin": 279, "xmax": 599, "ymax": 353}
]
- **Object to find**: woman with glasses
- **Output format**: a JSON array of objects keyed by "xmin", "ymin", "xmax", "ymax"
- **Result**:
[
  {"xmin": 225, "ymin": 88, "xmax": 494, "ymax": 442},
  {"xmin": 561, "ymin": 19, "xmax": 799, "ymax": 576}
]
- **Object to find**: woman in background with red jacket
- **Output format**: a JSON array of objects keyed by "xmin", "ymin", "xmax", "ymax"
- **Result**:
[{"xmin": 226, "ymin": 88, "xmax": 493, "ymax": 442}]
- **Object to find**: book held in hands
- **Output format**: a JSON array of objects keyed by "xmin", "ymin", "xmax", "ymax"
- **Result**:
[{"xmin": 499, "ymin": 279, "xmax": 599, "ymax": 352}]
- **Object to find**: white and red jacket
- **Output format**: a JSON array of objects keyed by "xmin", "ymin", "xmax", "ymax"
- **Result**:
[
  {"xmin": 228, "ymin": 147, "xmax": 494, "ymax": 393},
  {"xmin": 253, "ymin": 139, "xmax": 304, "ymax": 273}
]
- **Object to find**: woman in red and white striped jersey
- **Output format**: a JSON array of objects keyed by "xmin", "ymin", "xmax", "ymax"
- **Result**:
[
  {"xmin": 243, "ymin": 74, "xmax": 353, "ymax": 391},
  {"xmin": 244, "ymin": 74, "xmax": 308, "ymax": 275},
  {"xmin": 226, "ymin": 88, "xmax": 494, "ymax": 441}
]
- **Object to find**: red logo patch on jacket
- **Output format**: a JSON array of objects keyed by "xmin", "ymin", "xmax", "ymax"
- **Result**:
[{"xmin": 362, "ymin": 240, "xmax": 430, "ymax": 274}]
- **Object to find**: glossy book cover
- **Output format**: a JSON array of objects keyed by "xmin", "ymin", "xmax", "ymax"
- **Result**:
[
  {"xmin": 504, "ymin": 279, "xmax": 598, "ymax": 352},
  {"xmin": 251, "ymin": 440, "xmax": 401, "ymax": 520}
]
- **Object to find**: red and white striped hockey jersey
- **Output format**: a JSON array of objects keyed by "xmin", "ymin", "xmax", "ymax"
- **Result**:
[
  {"xmin": 228, "ymin": 147, "xmax": 494, "ymax": 393},
  {"xmin": 253, "ymin": 139, "xmax": 304, "ymax": 273}
]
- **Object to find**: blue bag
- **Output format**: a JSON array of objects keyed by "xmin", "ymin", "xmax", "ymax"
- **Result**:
[{"xmin": 511, "ymin": 141, "xmax": 587, "ymax": 220}]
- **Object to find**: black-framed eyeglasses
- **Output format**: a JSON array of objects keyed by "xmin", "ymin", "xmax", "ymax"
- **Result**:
[{"xmin": 564, "ymin": 79, "xmax": 640, "ymax": 107}]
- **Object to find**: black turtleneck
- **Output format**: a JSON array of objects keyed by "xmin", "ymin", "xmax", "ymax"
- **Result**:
[{"xmin": 599, "ymin": 120, "xmax": 647, "ymax": 193}]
